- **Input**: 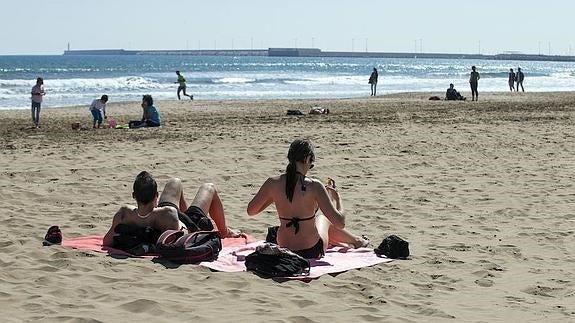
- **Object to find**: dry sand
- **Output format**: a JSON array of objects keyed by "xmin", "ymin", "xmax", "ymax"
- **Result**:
[{"xmin": 0, "ymin": 92, "xmax": 574, "ymax": 322}]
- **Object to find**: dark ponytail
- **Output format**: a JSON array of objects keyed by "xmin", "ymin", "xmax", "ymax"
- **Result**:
[
  {"xmin": 285, "ymin": 162, "xmax": 298, "ymax": 202},
  {"xmin": 285, "ymin": 138, "xmax": 314, "ymax": 202}
]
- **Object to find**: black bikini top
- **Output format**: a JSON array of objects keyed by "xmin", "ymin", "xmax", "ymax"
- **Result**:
[
  {"xmin": 281, "ymin": 171, "xmax": 316, "ymax": 234},
  {"xmin": 279, "ymin": 215, "xmax": 315, "ymax": 234}
]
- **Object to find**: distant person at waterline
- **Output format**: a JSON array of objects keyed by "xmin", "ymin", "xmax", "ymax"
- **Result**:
[
  {"xmin": 89, "ymin": 95, "xmax": 109, "ymax": 128},
  {"xmin": 175, "ymin": 71, "xmax": 193, "ymax": 100},
  {"xmin": 515, "ymin": 67, "xmax": 525, "ymax": 92},
  {"xmin": 469, "ymin": 66, "xmax": 480, "ymax": 101},
  {"xmin": 508, "ymin": 69, "xmax": 516, "ymax": 92},
  {"xmin": 368, "ymin": 67, "xmax": 378, "ymax": 96},
  {"xmin": 30, "ymin": 77, "xmax": 45, "ymax": 128},
  {"xmin": 445, "ymin": 83, "xmax": 466, "ymax": 101}
]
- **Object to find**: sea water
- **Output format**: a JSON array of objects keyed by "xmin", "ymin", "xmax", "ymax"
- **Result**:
[{"xmin": 0, "ymin": 55, "xmax": 574, "ymax": 109}]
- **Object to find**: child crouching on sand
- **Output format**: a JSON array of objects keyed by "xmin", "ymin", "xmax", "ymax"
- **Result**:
[{"xmin": 89, "ymin": 95, "xmax": 108, "ymax": 128}]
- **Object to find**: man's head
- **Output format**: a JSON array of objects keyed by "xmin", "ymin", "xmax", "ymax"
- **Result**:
[
  {"xmin": 472, "ymin": 66, "xmax": 476, "ymax": 71},
  {"xmin": 132, "ymin": 171, "xmax": 158, "ymax": 205},
  {"xmin": 510, "ymin": 68, "xmax": 514, "ymax": 72},
  {"xmin": 101, "ymin": 95, "xmax": 109, "ymax": 103},
  {"xmin": 36, "ymin": 77, "xmax": 43, "ymax": 85},
  {"xmin": 176, "ymin": 71, "xmax": 181, "ymax": 75},
  {"xmin": 449, "ymin": 83, "xmax": 454, "ymax": 89},
  {"xmin": 518, "ymin": 67, "xmax": 522, "ymax": 71}
]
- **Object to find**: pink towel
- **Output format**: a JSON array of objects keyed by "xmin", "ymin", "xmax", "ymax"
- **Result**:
[
  {"xmin": 61, "ymin": 235, "xmax": 393, "ymax": 279},
  {"xmin": 61, "ymin": 234, "xmax": 257, "ymax": 257},
  {"xmin": 199, "ymin": 241, "xmax": 394, "ymax": 280}
]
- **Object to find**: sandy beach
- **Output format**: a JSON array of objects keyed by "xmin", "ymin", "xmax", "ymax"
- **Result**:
[{"xmin": 1, "ymin": 92, "xmax": 574, "ymax": 322}]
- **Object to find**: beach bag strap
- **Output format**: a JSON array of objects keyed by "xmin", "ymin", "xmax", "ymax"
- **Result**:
[
  {"xmin": 157, "ymin": 230, "xmax": 222, "ymax": 264},
  {"xmin": 156, "ymin": 229, "xmax": 184, "ymax": 246}
]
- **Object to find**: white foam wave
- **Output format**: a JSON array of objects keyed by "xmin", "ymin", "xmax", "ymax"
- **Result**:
[{"xmin": 213, "ymin": 77, "xmax": 256, "ymax": 84}]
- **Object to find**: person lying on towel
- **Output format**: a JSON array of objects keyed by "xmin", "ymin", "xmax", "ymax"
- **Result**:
[
  {"xmin": 247, "ymin": 138, "xmax": 369, "ymax": 259},
  {"xmin": 103, "ymin": 171, "xmax": 240, "ymax": 247}
]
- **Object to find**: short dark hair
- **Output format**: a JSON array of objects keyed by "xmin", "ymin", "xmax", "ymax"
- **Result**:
[
  {"xmin": 101, "ymin": 95, "xmax": 108, "ymax": 102},
  {"xmin": 142, "ymin": 94, "xmax": 153, "ymax": 106},
  {"xmin": 36, "ymin": 77, "xmax": 43, "ymax": 83},
  {"xmin": 133, "ymin": 171, "xmax": 157, "ymax": 204}
]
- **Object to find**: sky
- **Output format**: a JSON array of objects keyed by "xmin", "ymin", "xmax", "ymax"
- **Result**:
[{"xmin": 1, "ymin": 0, "xmax": 573, "ymax": 55}]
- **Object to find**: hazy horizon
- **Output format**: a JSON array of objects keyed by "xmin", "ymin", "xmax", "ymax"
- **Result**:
[{"xmin": 1, "ymin": 0, "xmax": 573, "ymax": 56}]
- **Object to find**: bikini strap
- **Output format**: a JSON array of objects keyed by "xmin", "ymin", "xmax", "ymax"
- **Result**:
[{"xmin": 279, "ymin": 215, "xmax": 315, "ymax": 234}]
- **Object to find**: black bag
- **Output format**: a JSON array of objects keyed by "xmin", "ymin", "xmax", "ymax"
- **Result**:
[
  {"xmin": 112, "ymin": 224, "xmax": 160, "ymax": 255},
  {"xmin": 156, "ymin": 230, "xmax": 222, "ymax": 264},
  {"xmin": 245, "ymin": 243, "xmax": 310, "ymax": 278},
  {"xmin": 374, "ymin": 235, "xmax": 410, "ymax": 259},
  {"xmin": 178, "ymin": 207, "xmax": 214, "ymax": 233},
  {"xmin": 265, "ymin": 226, "xmax": 279, "ymax": 244}
]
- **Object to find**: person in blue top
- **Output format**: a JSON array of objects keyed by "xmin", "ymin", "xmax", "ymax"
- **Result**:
[
  {"xmin": 129, "ymin": 94, "xmax": 161, "ymax": 128},
  {"xmin": 141, "ymin": 94, "xmax": 161, "ymax": 127}
]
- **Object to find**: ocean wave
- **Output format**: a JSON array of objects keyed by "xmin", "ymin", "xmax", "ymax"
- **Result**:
[{"xmin": 212, "ymin": 77, "xmax": 257, "ymax": 84}]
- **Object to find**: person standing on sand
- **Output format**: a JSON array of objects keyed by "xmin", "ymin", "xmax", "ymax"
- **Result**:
[
  {"xmin": 516, "ymin": 67, "xmax": 525, "ymax": 92},
  {"xmin": 30, "ymin": 77, "xmax": 45, "ymax": 128},
  {"xmin": 469, "ymin": 66, "xmax": 480, "ymax": 101},
  {"xmin": 89, "ymin": 95, "xmax": 109, "ymax": 128},
  {"xmin": 175, "ymin": 71, "xmax": 193, "ymax": 100},
  {"xmin": 368, "ymin": 67, "xmax": 379, "ymax": 96},
  {"xmin": 508, "ymin": 69, "xmax": 516, "ymax": 92}
]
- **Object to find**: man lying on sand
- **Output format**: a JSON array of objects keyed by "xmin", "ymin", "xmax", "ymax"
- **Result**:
[{"xmin": 103, "ymin": 171, "xmax": 239, "ymax": 247}]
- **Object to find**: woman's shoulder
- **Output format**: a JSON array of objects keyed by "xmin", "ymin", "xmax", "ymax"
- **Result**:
[
  {"xmin": 265, "ymin": 174, "xmax": 283, "ymax": 184},
  {"xmin": 306, "ymin": 177, "xmax": 325, "ymax": 189}
]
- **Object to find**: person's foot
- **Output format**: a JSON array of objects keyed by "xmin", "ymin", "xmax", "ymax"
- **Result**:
[
  {"xmin": 224, "ymin": 228, "xmax": 243, "ymax": 238},
  {"xmin": 190, "ymin": 95, "xmax": 194, "ymax": 100},
  {"xmin": 355, "ymin": 235, "xmax": 370, "ymax": 248}
]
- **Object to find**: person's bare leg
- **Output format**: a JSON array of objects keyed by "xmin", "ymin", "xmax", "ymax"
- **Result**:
[
  {"xmin": 158, "ymin": 177, "xmax": 187, "ymax": 209},
  {"xmin": 189, "ymin": 183, "xmax": 238, "ymax": 237},
  {"xmin": 316, "ymin": 214, "xmax": 366, "ymax": 249},
  {"xmin": 318, "ymin": 179, "xmax": 368, "ymax": 248}
]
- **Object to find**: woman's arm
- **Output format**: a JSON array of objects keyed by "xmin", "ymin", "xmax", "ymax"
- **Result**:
[
  {"xmin": 313, "ymin": 181, "xmax": 345, "ymax": 228},
  {"xmin": 247, "ymin": 177, "xmax": 274, "ymax": 216}
]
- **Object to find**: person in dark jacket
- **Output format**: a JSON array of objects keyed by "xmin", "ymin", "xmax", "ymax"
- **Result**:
[
  {"xmin": 508, "ymin": 69, "xmax": 516, "ymax": 92},
  {"xmin": 515, "ymin": 67, "xmax": 525, "ymax": 92},
  {"xmin": 368, "ymin": 67, "xmax": 378, "ymax": 96}
]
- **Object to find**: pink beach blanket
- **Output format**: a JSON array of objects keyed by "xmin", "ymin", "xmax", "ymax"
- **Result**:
[
  {"xmin": 62, "ymin": 234, "xmax": 258, "ymax": 257},
  {"xmin": 62, "ymin": 236, "xmax": 393, "ymax": 279},
  {"xmin": 199, "ymin": 241, "xmax": 394, "ymax": 279}
]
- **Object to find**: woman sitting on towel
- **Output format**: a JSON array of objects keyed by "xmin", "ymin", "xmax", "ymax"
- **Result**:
[{"xmin": 247, "ymin": 138, "xmax": 368, "ymax": 259}]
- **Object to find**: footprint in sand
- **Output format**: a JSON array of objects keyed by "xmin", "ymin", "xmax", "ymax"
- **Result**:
[{"xmin": 475, "ymin": 278, "xmax": 494, "ymax": 287}]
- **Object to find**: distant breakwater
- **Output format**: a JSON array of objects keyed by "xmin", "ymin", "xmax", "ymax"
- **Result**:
[{"xmin": 63, "ymin": 48, "xmax": 575, "ymax": 63}]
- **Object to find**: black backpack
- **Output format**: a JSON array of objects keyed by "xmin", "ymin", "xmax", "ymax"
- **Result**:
[
  {"xmin": 112, "ymin": 224, "xmax": 161, "ymax": 255},
  {"xmin": 374, "ymin": 235, "xmax": 410, "ymax": 259},
  {"xmin": 156, "ymin": 230, "xmax": 222, "ymax": 264},
  {"xmin": 245, "ymin": 243, "xmax": 310, "ymax": 278}
]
